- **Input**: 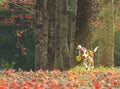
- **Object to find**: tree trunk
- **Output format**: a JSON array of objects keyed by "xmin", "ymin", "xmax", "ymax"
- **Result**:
[
  {"xmin": 35, "ymin": 0, "xmax": 48, "ymax": 70},
  {"xmin": 69, "ymin": 0, "xmax": 77, "ymax": 67},
  {"xmin": 54, "ymin": 0, "xmax": 69, "ymax": 70},
  {"xmin": 98, "ymin": 0, "xmax": 114, "ymax": 67},
  {"xmin": 76, "ymin": 0, "xmax": 92, "ymax": 49},
  {"xmin": 47, "ymin": 0, "xmax": 56, "ymax": 70}
]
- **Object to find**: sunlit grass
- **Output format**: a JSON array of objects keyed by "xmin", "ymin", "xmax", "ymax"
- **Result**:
[
  {"xmin": 70, "ymin": 65, "xmax": 85, "ymax": 72},
  {"xmin": 71, "ymin": 65, "xmax": 120, "ymax": 72}
]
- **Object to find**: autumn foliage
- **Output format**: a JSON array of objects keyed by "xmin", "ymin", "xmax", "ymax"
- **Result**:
[
  {"xmin": 0, "ymin": 0, "xmax": 34, "ymax": 55},
  {"xmin": 0, "ymin": 69, "xmax": 120, "ymax": 89}
]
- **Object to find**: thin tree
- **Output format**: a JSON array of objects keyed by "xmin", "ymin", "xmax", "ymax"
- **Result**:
[{"xmin": 69, "ymin": 0, "xmax": 78, "ymax": 67}]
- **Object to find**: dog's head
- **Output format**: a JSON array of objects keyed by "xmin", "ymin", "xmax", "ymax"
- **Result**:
[
  {"xmin": 81, "ymin": 50, "xmax": 88, "ymax": 59},
  {"xmin": 82, "ymin": 50, "xmax": 94, "ymax": 59}
]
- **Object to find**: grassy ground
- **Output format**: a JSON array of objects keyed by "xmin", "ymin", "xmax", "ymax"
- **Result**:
[{"xmin": 71, "ymin": 65, "xmax": 120, "ymax": 72}]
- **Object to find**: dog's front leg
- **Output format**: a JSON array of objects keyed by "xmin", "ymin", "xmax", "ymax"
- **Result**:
[
  {"xmin": 89, "ymin": 57, "xmax": 94, "ymax": 69},
  {"xmin": 83, "ymin": 60, "xmax": 88, "ymax": 70}
]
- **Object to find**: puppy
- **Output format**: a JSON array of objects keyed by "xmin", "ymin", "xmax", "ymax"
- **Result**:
[{"xmin": 77, "ymin": 45, "xmax": 98, "ymax": 70}]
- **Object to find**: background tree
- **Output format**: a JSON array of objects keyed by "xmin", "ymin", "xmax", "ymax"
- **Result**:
[
  {"xmin": 69, "ymin": 0, "xmax": 78, "ymax": 67},
  {"xmin": 35, "ymin": 0, "xmax": 48, "ymax": 70},
  {"xmin": 54, "ymin": 0, "xmax": 69, "ymax": 70},
  {"xmin": 98, "ymin": 0, "xmax": 115, "ymax": 67},
  {"xmin": 75, "ymin": 0, "xmax": 93, "ymax": 49},
  {"xmin": 114, "ymin": 0, "xmax": 120, "ymax": 66},
  {"xmin": 35, "ymin": 0, "xmax": 69, "ymax": 70},
  {"xmin": 47, "ymin": 0, "xmax": 56, "ymax": 70}
]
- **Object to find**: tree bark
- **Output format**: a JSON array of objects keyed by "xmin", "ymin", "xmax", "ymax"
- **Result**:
[
  {"xmin": 35, "ymin": 0, "xmax": 48, "ymax": 70},
  {"xmin": 54, "ymin": 0, "xmax": 69, "ymax": 70},
  {"xmin": 47, "ymin": 0, "xmax": 56, "ymax": 70},
  {"xmin": 69, "ymin": 0, "xmax": 77, "ymax": 67},
  {"xmin": 98, "ymin": 0, "xmax": 114, "ymax": 67},
  {"xmin": 76, "ymin": 0, "xmax": 92, "ymax": 49}
]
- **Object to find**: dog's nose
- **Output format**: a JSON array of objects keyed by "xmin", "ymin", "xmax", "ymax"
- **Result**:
[
  {"xmin": 82, "ymin": 54, "xmax": 88, "ymax": 58},
  {"xmin": 82, "ymin": 55, "xmax": 86, "ymax": 58}
]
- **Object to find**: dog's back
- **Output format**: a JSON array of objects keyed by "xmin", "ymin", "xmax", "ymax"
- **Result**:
[{"xmin": 86, "ymin": 49, "xmax": 94, "ymax": 58}]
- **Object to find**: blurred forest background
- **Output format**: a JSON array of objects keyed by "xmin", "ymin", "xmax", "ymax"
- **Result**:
[{"xmin": 0, "ymin": 0, "xmax": 120, "ymax": 71}]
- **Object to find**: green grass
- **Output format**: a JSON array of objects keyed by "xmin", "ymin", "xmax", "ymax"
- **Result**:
[{"xmin": 71, "ymin": 65, "xmax": 120, "ymax": 72}]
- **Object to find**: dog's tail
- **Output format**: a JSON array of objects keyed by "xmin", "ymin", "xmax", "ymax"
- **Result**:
[{"xmin": 94, "ymin": 46, "xmax": 99, "ymax": 53}]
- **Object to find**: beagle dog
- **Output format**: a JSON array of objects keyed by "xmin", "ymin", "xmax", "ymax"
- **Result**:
[{"xmin": 77, "ymin": 45, "xmax": 98, "ymax": 70}]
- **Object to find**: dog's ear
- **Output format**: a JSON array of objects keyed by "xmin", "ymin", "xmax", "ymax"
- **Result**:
[{"xmin": 87, "ymin": 50, "xmax": 94, "ymax": 57}]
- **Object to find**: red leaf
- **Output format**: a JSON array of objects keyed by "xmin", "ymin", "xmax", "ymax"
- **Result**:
[
  {"xmin": 69, "ymin": 86, "xmax": 73, "ymax": 89},
  {"xmin": 112, "ymin": 80, "xmax": 118, "ymax": 85},
  {"xmin": 18, "ymin": 0, "xmax": 23, "ymax": 2},
  {"xmin": 26, "ymin": 1, "xmax": 33, "ymax": 5},
  {"xmin": 10, "ymin": 82, "xmax": 20, "ymax": 89},
  {"xmin": 31, "ymin": 78, "xmax": 37, "ymax": 82},
  {"xmin": 49, "ymin": 81, "xmax": 57, "ymax": 87},
  {"xmin": 93, "ymin": 82, "xmax": 101, "ymax": 89},
  {"xmin": 27, "ymin": 15, "xmax": 33, "ymax": 19},
  {"xmin": 3, "ymin": 3, "xmax": 8, "ymax": 9},
  {"xmin": 107, "ymin": 71, "xmax": 115, "ymax": 75},
  {"xmin": 17, "ymin": 31, "xmax": 23, "ymax": 37},
  {"xmin": 2, "ymin": 18, "xmax": 7, "ymax": 23},
  {"xmin": 39, "ymin": 85, "xmax": 44, "ymax": 89},
  {"xmin": 9, "ymin": 18, "xmax": 14, "ymax": 23},
  {"xmin": 34, "ymin": 83, "xmax": 39, "ymax": 89},
  {"xmin": 17, "ymin": 0, "xmax": 23, "ymax": 4},
  {"xmin": 107, "ymin": 84, "xmax": 112, "ymax": 89},
  {"xmin": 53, "ymin": 87, "xmax": 59, "ymax": 89},
  {"xmin": 23, "ymin": 81, "xmax": 32, "ymax": 89}
]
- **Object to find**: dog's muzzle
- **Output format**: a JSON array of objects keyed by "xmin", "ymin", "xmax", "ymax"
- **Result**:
[{"xmin": 82, "ymin": 53, "xmax": 88, "ymax": 58}]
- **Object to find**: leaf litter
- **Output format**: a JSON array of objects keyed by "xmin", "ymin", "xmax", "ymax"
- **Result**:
[{"xmin": 0, "ymin": 69, "xmax": 120, "ymax": 89}]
